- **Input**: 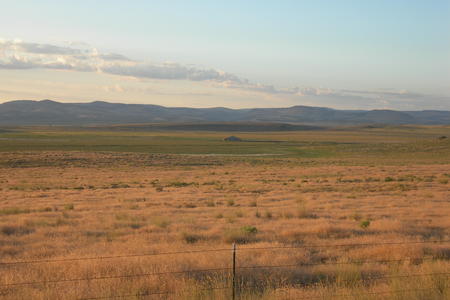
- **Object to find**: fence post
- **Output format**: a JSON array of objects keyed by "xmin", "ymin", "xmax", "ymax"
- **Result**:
[{"xmin": 232, "ymin": 242, "xmax": 236, "ymax": 300}]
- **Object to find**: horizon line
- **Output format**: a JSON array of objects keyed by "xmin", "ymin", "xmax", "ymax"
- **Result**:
[{"xmin": 2, "ymin": 99, "xmax": 449, "ymax": 112}]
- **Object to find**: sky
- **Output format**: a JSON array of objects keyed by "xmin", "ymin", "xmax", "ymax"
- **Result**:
[{"xmin": 1, "ymin": 0, "xmax": 449, "ymax": 110}]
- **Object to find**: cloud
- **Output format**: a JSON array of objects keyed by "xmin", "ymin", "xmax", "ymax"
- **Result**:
[
  {"xmin": 0, "ymin": 54, "xmax": 35, "ymax": 69},
  {"xmin": 0, "ymin": 52, "xmax": 94, "ymax": 72},
  {"xmin": 339, "ymin": 89, "xmax": 424, "ymax": 99},
  {"xmin": 1, "ymin": 39, "xmax": 448, "ymax": 110},
  {"xmin": 0, "ymin": 40, "xmax": 82, "ymax": 55},
  {"xmin": 101, "ymin": 62, "xmax": 244, "ymax": 83},
  {"xmin": 98, "ymin": 53, "xmax": 132, "ymax": 61},
  {"xmin": 0, "ymin": 39, "xmax": 241, "ymax": 83},
  {"xmin": 218, "ymin": 82, "xmax": 337, "ymax": 97}
]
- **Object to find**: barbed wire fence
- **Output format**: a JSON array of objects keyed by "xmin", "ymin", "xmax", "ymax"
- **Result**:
[{"xmin": 0, "ymin": 239, "xmax": 449, "ymax": 299}]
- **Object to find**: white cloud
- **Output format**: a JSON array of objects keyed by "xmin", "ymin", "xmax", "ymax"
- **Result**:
[
  {"xmin": 0, "ymin": 39, "xmax": 242, "ymax": 83},
  {"xmin": 0, "ymin": 40, "xmax": 82, "ymax": 55},
  {"xmin": 101, "ymin": 62, "xmax": 242, "ymax": 82},
  {"xmin": 0, "ymin": 39, "xmax": 448, "ymax": 110},
  {"xmin": 0, "ymin": 54, "xmax": 35, "ymax": 69}
]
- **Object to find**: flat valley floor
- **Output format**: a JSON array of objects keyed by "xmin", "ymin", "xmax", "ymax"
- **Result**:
[{"xmin": 0, "ymin": 126, "xmax": 449, "ymax": 299}]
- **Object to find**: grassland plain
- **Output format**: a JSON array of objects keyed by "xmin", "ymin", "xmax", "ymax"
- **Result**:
[{"xmin": 0, "ymin": 125, "xmax": 449, "ymax": 299}]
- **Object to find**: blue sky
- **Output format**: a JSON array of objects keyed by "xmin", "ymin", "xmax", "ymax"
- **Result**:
[{"xmin": 1, "ymin": 1, "xmax": 449, "ymax": 109}]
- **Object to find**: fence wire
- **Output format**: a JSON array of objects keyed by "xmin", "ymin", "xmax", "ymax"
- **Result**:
[{"xmin": 0, "ymin": 239, "xmax": 448, "ymax": 299}]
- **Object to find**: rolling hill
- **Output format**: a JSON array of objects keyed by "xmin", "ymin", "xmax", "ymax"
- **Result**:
[{"xmin": 0, "ymin": 100, "xmax": 449, "ymax": 126}]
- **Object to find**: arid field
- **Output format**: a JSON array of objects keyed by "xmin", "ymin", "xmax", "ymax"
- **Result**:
[{"xmin": 0, "ymin": 126, "xmax": 449, "ymax": 299}]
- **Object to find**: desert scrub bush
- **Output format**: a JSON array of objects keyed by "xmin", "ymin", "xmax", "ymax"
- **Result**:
[
  {"xmin": 184, "ymin": 203, "xmax": 197, "ymax": 208},
  {"xmin": 54, "ymin": 217, "xmax": 76, "ymax": 227},
  {"xmin": 223, "ymin": 226, "xmax": 258, "ymax": 244},
  {"xmin": 181, "ymin": 232, "xmax": 204, "ymax": 244},
  {"xmin": 241, "ymin": 226, "xmax": 258, "ymax": 234},
  {"xmin": 27, "ymin": 217, "xmax": 74, "ymax": 228},
  {"xmin": 215, "ymin": 212, "xmax": 224, "ymax": 219},
  {"xmin": 167, "ymin": 181, "xmax": 198, "ymax": 188},
  {"xmin": 9, "ymin": 185, "xmax": 26, "ymax": 191},
  {"xmin": 151, "ymin": 217, "xmax": 171, "ymax": 228},
  {"xmin": 227, "ymin": 199, "xmax": 235, "ymax": 207},
  {"xmin": 205, "ymin": 200, "xmax": 215, "ymax": 207},
  {"xmin": 264, "ymin": 211, "xmax": 273, "ymax": 219},
  {"xmin": 226, "ymin": 215, "xmax": 236, "ymax": 223},
  {"xmin": 0, "ymin": 207, "xmax": 31, "ymax": 215},
  {"xmin": 129, "ymin": 204, "xmax": 140, "ymax": 210},
  {"xmin": 39, "ymin": 206, "xmax": 53, "ymax": 212},
  {"xmin": 350, "ymin": 212, "xmax": 363, "ymax": 221},
  {"xmin": 114, "ymin": 221, "xmax": 143, "ymax": 229},
  {"xmin": 129, "ymin": 222, "xmax": 142, "ymax": 229},
  {"xmin": 316, "ymin": 225, "xmax": 352, "ymax": 239},
  {"xmin": 123, "ymin": 197, "xmax": 147, "ymax": 203},
  {"xmin": 438, "ymin": 178, "xmax": 449, "ymax": 184},
  {"xmin": 427, "ymin": 247, "xmax": 450, "ymax": 260},
  {"xmin": 364, "ymin": 177, "xmax": 380, "ymax": 182},
  {"xmin": 359, "ymin": 219, "xmax": 371, "ymax": 229},
  {"xmin": 423, "ymin": 175, "xmax": 436, "ymax": 182},
  {"xmin": 202, "ymin": 181, "xmax": 218, "ymax": 185},
  {"xmin": 282, "ymin": 211, "xmax": 294, "ymax": 219},
  {"xmin": 1, "ymin": 225, "xmax": 35, "ymax": 236},
  {"xmin": 110, "ymin": 183, "xmax": 130, "ymax": 188},
  {"xmin": 115, "ymin": 213, "xmax": 130, "ymax": 221},
  {"xmin": 64, "ymin": 203, "xmax": 74, "ymax": 210},
  {"xmin": 235, "ymin": 210, "xmax": 244, "ymax": 218},
  {"xmin": 384, "ymin": 176, "xmax": 395, "ymax": 182},
  {"xmin": 85, "ymin": 231, "xmax": 107, "ymax": 238},
  {"xmin": 397, "ymin": 174, "xmax": 417, "ymax": 182},
  {"xmin": 296, "ymin": 199, "xmax": 313, "ymax": 218},
  {"xmin": 249, "ymin": 201, "xmax": 257, "ymax": 207}
]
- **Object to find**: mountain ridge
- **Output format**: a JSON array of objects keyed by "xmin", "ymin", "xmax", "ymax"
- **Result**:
[{"xmin": 0, "ymin": 100, "xmax": 449, "ymax": 125}]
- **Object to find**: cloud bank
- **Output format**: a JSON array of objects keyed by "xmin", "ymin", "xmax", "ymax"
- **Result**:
[
  {"xmin": 0, "ymin": 39, "xmax": 245, "ymax": 83},
  {"xmin": 0, "ymin": 39, "xmax": 448, "ymax": 110}
]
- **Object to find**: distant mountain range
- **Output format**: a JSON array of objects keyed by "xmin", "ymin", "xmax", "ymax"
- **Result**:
[{"xmin": 0, "ymin": 100, "xmax": 449, "ymax": 126}]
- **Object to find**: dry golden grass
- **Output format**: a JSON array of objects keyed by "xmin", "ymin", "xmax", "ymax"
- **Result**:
[{"xmin": 0, "ymin": 151, "xmax": 449, "ymax": 299}]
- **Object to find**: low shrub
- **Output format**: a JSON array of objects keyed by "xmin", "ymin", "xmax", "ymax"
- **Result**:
[
  {"xmin": 1, "ymin": 225, "xmax": 35, "ymax": 236},
  {"xmin": 223, "ymin": 226, "xmax": 258, "ymax": 244},
  {"xmin": 235, "ymin": 210, "xmax": 244, "ymax": 218},
  {"xmin": 0, "ymin": 207, "xmax": 31, "ymax": 216},
  {"xmin": 181, "ymin": 232, "xmax": 203, "ymax": 244},
  {"xmin": 167, "ymin": 181, "xmax": 197, "ymax": 188},
  {"xmin": 438, "ymin": 178, "xmax": 449, "ymax": 184},
  {"xmin": 360, "ymin": 220, "xmax": 371, "ymax": 229},
  {"xmin": 64, "ymin": 203, "xmax": 74, "ymax": 210},
  {"xmin": 151, "ymin": 217, "xmax": 171, "ymax": 228},
  {"xmin": 205, "ymin": 201, "xmax": 215, "ymax": 207},
  {"xmin": 241, "ymin": 226, "xmax": 258, "ymax": 234}
]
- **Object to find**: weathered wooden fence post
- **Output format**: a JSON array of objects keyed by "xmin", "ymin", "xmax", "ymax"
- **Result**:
[{"xmin": 232, "ymin": 242, "xmax": 236, "ymax": 300}]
